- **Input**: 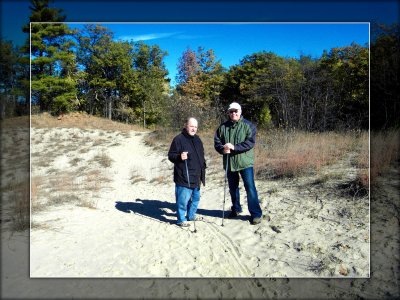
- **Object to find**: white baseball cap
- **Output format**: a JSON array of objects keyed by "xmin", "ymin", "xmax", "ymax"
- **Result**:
[{"xmin": 228, "ymin": 102, "xmax": 241, "ymax": 111}]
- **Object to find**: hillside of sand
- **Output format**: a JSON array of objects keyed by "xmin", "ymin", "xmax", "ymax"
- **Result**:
[
  {"xmin": 26, "ymin": 121, "xmax": 370, "ymax": 278},
  {"xmin": 2, "ymin": 114, "xmax": 398, "ymax": 299}
]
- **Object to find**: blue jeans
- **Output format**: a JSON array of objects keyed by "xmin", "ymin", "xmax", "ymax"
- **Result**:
[
  {"xmin": 175, "ymin": 185, "xmax": 201, "ymax": 224},
  {"xmin": 227, "ymin": 166, "xmax": 262, "ymax": 219}
]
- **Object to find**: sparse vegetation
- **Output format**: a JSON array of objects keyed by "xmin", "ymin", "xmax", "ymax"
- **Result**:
[
  {"xmin": 91, "ymin": 152, "xmax": 113, "ymax": 168},
  {"xmin": 10, "ymin": 182, "xmax": 30, "ymax": 231},
  {"xmin": 145, "ymin": 126, "xmax": 371, "ymax": 189},
  {"xmin": 6, "ymin": 112, "xmax": 395, "ymax": 235},
  {"xmin": 255, "ymin": 130, "xmax": 365, "ymax": 179},
  {"xmin": 77, "ymin": 198, "xmax": 98, "ymax": 209},
  {"xmin": 69, "ymin": 157, "xmax": 81, "ymax": 167},
  {"xmin": 22, "ymin": 118, "xmax": 121, "ymax": 222},
  {"xmin": 370, "ymin": 129, "xmax": 400, "ymax": 185},
  {"xmin": 6, "ymin": 112, "xmax": 397, "ymax": 239},
  {"xmin": 130, "ymin": 168, "xmax": 147, "ymax": 184},
  {"xmin": 131, "ymin": 176, "xmax": 147, "ymax": 184},
  {"xmin": 31, "ymin": 112, "xmax": 145, "ymax": 132},
  {"xmin": 150, "ymin": 175, "xmax": 169, "ymax": 185}
]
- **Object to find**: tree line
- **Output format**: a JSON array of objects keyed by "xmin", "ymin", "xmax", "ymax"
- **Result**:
[{"xmin": 1, "ymin": 0, "xmax": 399, "ymax": 131}]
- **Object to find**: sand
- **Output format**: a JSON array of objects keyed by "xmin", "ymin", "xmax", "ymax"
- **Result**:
[
  {"xmin": 27, "ymin": 126, "xmax": 370, "ymax": 278},
  {"xmin": 1, "ymin": 122, "xmax": 399, "ymax": 299}
]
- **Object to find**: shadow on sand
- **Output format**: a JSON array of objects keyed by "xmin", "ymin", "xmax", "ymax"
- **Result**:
[{"xmin": 115, "ymin": 198, "xmax": 224, "ymax": 224}]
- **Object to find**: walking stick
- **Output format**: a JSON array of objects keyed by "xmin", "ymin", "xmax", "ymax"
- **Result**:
[
  {"xmin": 222, "ymin": 153, "xmax": 229, "ymax": 226},
  {"xmin": 185, "ymin": 156, "xmax": 197, "ymax": 233}
]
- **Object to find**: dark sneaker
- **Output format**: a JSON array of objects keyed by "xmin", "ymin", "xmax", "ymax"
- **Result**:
[
  {"xmin": 251, "ymin": 217, "xmax": 262, "ymax": 225},
  {"xmin": 227, "ymin": 211, "xmax": 241, "ymax": 219},
  {"xmin": 177, "ymin": 221, "xmax": 190, "ymax": 227}
]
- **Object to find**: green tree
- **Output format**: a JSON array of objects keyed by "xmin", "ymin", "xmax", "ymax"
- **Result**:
[
  {"xmin": 76, "ymin": 24, "xmax": 114, "ymax": 116},
  {"xmin": 221, "ymin": 47, "xmax": 369, "ymax": 131},
  {"xmin": 0, "ymin": 40, "xmax": 28, "ymax": 118},
  {"xmin": 76, "ymin": 25, "xmax": 138, "ymax": 120},
  {"xmin": 298, "ymin": 55, "xmax": 335, "ymax": 131},
  {"xmin": 221, "ymin": 51, "xmax": 286, "ymax": 127},
  {"xmin": 370, "ymin": 23, "xmax": 400, "ymax": 129},
  {"xmin": 76, "ymin": 26, "xmax": 169, "ymax": 125},
  {"xmin": 132, "ymin": 42, "xmax": 169, "ymax": 127},
  {"xmin": 24, "ymin": 0, "xmax": 78, "ymax": 114},
  {"xmin": 320, "ymin": 43, "xmax": 369, "ymax": 129}
]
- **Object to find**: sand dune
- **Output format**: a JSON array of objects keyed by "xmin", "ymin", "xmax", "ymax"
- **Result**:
[
  {"xmin": 28, "ymin": 126, "xmax": 370, "ymax": 278},
  {"xmin": 2, "ymin": 120, "xmax": 399, "ymax": 299}
]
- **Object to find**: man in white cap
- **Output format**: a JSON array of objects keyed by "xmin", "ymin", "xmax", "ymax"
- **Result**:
[{"xmin": 214, "ymin": 102, "xmax": 263, "ymax": 225}]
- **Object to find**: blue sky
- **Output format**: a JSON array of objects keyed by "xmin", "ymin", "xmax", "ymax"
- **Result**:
[
  {"xmin": 1, "ymin": 1, "xmax": 395, "ymax": 85},
  {"xmin": 69, "ymin": 23, "xmax": 369, "ymax": 86}
]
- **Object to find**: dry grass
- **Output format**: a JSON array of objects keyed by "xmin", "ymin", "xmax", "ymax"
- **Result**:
[
  {"xmin": 31, "ymin": 170, "xmax": 112, "ymax": 213},
  {"xmin": 5, "ymin": 110, "xmax": 397, "ymax": 233},
  {"xmin": 77, "ymin": 199, "xmax": 98, "ymax": 209},
  {"xmin": 143, "ymin": 127, "xmax": 177, "ymax": 152},
  {"xmin": 255, "ymin": 130, "xmax": 364, "ymax": 179},
  {"xmin": 93, "ymin": 138, "xmax": 107, "ymax": 147},
  {"xmin": 144, "ymin": 126, "xmax": 372, "ymax": 189},
  {"xmin": 1, "ymin": 115, "xmax": 30, "ymax": 128},
  {"xmin": 144, "ymin": 127, "xmax": 221, "ymax": 170},
  {"xmin": 4, "ymin": 112, "xmax": 143, "ymax": 231},
  {"xmin": 31, "ymin": 111, "xmax": 145, "ymax": 132},
  {"xmin": 130, "ymin": 168, "xmax": 147, "ymax": 184},
  {"xmin": 31, "ymin": 222, "xmax": 52, "ymax": 230},
  {"xmin": 370, "ymin": 129, "xmax": 400, "ymax": 185},
  {"xmin": 355, "ymin": 131, "xmax": 370, "ymax": 188},
  {"xmin": 90, "ymin": 152, "xmax": 113, "ymax": 168},
  {"xmin": 9, "ymin": 181, "xmax": 30, "ymax": 231},
  {"xmin": 49, "ymin": 174, "xmax": 75, "ymax": 192},
  {"xmin": 131, "ymin": 176, "xmax": 147, "ymax": 184},
  {"xmin": 47, "ymin": 194, "xmax": 80, "ymax": 206},
  {"xmin": 150, "ymin": 175, "xmax": 169, "ymax": 185},
  {"xmin": 31, "ymin": 176, "xmax": 44, "ymax": 211},
  {"xmin": 69, "ymin": 157, "xmax": 81, "ymax": 167},
  {"xmin": 85, "ymin": 169, "xmax": 112, "ymax": 192}
]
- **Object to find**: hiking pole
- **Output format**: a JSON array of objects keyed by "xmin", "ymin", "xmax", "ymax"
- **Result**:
[
  {"xmin": 222, "ymin": 153, "xmax": 229, "ymax": 227},
  {"xmin": 184, "ymin": 154, "xmax": 197, "ymax": 233}
]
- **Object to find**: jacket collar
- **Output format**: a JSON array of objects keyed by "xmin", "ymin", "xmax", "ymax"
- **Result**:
[
  {"xmin": 228, "ymin": 116, "xmax": 243, "ymax": 127},
  {"xmin": 182, "ymin": 128, "xmax": 195, "ymax": 139}
]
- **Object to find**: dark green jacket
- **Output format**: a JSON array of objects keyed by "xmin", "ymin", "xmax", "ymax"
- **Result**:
[{"xmin": 214, "ymin": 116, "xmax": 256, "ymax": 171}]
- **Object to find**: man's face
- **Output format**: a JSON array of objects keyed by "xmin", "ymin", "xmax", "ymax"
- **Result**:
[
  {"xmin": 228, "ymin": 109, "xmax": 241, "ymax": 122},
  {"xmin": 186, "ymin": 119, "xmax": 198, "ymax": 136}
]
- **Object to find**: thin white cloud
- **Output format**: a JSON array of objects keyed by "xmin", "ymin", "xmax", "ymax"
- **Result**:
[
  {"xmin": 118, "ymin": 32, "xmax": 181, "ymax": 42},
  {"xmin": 118, "ymin": 32, "xmax": 217, "ymax": 42},
  {"xmin": 175, "ymin": 34, "xmax": 215, "ymax": 40}
]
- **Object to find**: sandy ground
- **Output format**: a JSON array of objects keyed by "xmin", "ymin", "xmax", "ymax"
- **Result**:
[
  {"xmin": 1, "ymin": 123, "xmax": 399, "ymax": 298},
  {"xmin": 26, "ymin": 126, "xmax": 371, "ymax": 278}
]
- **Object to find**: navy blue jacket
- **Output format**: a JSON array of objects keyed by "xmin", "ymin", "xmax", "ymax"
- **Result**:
[{"xmin": 168, "ymin": 129, "xmax": 206, "ymax": 188}]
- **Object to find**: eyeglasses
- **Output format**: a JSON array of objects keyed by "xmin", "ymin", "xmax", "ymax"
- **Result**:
[{"xmin": 228, "ymin": 110, "xmax": 239, "ymax": 114}]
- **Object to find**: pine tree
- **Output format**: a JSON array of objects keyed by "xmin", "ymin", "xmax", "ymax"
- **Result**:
[
  {"xmin": 0, "ymin": 40, "xmax": 25, "ymax": 118},
  {"xmin": 23, "ymin": 0, "xmax": 78, "ymax": 114}
]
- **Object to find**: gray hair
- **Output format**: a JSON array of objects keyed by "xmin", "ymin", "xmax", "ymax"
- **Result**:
[{"xmin": 185, "ymin": 117, "xmax": 198, "ymax": 125}]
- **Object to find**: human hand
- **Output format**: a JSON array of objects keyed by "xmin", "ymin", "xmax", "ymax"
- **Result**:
[
  {"xmin": 223, "ymin": 143, "xmax": 234, "ymax": 153},
  {"xmin": 181, "ymin": 151, "xmax": 188, "ymax": 160}
]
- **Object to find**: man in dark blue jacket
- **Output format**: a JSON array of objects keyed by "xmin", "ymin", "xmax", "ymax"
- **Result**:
[{"xmin": 168, "ymin": 117, "xmax": 206, "ymax": 227}]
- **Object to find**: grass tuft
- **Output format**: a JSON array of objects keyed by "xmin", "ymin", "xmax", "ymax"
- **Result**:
[{"xmin": 91, "ymin": 153, "xmax": 113, "ymax": 168}]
